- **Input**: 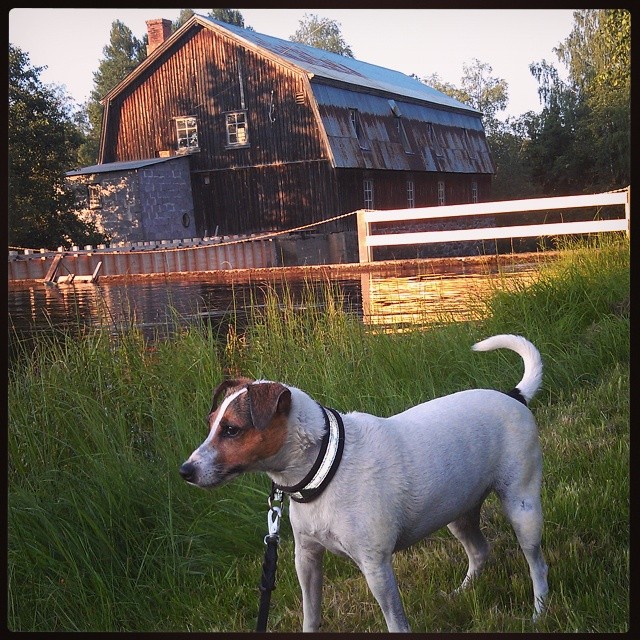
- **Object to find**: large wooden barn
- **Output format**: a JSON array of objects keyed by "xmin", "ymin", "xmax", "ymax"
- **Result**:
[{"xmin": 87, "ymin": 14, "xmax": 495, "ymax": 242}]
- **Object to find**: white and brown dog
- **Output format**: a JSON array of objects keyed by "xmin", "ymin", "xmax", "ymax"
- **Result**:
[{"xmin": 180, "ymin": 334, "xmax": 548, "ymax": 632}]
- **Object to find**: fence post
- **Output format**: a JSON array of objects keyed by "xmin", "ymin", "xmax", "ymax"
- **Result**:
[
  {"xmin": 356, "ymin": 209, "xmax": 371, "ymax": 264},
  {"xmin": 625, "ymin": 186, "xmax": 631, "ymax": 238}
]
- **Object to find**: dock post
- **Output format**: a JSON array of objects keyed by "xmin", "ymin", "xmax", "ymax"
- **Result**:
[
  {"xmin": 356, "ymin": 209, "xmax": 372, "ymax": 264},
  {"xmin": 43, "ymin": 254, "xmax": 64, "ymax": 284}
]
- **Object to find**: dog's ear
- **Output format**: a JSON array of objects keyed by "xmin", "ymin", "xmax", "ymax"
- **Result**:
[
  {"xmin": 247, "ymin": 382, "xmax": 291, "ymax": 431},
  {"xmin": 209, "ymin": 378, "xmax": 252, "ymax": 414}
]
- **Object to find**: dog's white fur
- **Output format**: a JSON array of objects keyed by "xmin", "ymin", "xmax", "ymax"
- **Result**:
[{"xmin": 181, "ymin": 334, "xmax": 548, "ymax": 632}]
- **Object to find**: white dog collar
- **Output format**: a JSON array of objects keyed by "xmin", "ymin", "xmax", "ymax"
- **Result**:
[{"xmin": 273, "ymin": 405, "xmax": 345, "ymax": 503}]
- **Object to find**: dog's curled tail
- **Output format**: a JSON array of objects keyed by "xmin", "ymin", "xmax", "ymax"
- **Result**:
[{"xmin": 472, "ymin": 334, "xmax": 543, "ymax": 405}]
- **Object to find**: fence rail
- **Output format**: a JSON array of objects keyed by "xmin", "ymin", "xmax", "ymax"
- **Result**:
[{"xmin": 357, "ymin": 188, "xmax": 630, "ymax": 263}]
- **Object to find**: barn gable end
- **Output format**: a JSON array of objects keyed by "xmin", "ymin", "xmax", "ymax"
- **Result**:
[{"xmin": 70, "ymin": 14, "xmax": 494, "ymax": 246}]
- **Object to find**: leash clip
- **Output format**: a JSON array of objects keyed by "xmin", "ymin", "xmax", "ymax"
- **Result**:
[
  {"xmin": 266, "ymin": 505, "xmax": 282, "ymax": 541},
  {"xmin": 265, "ymin": 486, "xmax": 283, "ymax": 543}
]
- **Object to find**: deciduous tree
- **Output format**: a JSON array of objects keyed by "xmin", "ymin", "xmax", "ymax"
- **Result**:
[
  {"xmin": 9, "ymin": 44, "xmax": 105, "ymax": 249},
  {"xmin": 78, "ymin": 21, "xmax": 147, "ymax": 166},
  {"xmin": 422, "ymin": 59, "xmax": 508, "ymax": 136},
  {"xmin": 526, "ymin": 9, "xmax": 629, "ymax": 193},
  {"xmin": 290, "ymin": 13, "xmax": 354, "ymax": 57},
  {"xmin": 206, "ymin": 8, "xmax": 252, "ymax": 29}
]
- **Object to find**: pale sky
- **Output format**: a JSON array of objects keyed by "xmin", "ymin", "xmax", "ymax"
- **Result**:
[{"xmin": 8, "ymin": 8, "xmax": 575, "ymax": 120}]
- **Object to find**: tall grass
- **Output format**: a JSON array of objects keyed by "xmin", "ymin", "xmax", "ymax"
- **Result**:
[{"xmin": 8, "ymin": 236, "xmax": 629, "ymax": 632}]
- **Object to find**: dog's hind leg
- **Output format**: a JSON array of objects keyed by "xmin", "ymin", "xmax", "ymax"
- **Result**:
[
  {"xmin": 500, "ymin": 493, "xmax": 548, "ymax": 620},
  {"xmin": 447, "ymin": 501, "xmax": 491, "ymax": 593}
]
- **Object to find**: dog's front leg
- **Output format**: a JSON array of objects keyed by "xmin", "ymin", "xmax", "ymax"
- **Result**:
[
  {"xmin": 360, "ymin": 557, "xmax": 411, "ymax": 632},
  {"xmin": 294, "ymin": 536, "xmax": 325, "ymax": 632}
]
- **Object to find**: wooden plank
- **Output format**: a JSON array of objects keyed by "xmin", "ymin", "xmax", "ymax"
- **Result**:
[
  {"xmin": 356, "ymin": 209, "xmax": 371, "ymax": 263},
  {"xmin": 43, "ymin": 254, "xmax": 64, "ymax": 282},
  {"xmin": 91, "ymin": 260, "xmax": 102, "ymax": 282},
  {"xmin": 363, "ymin": 191, "xmax": 629, "ymax": 224},
  {"xmin": 366, "ymin": 218, "xmax": 629, "ymax": 247}
]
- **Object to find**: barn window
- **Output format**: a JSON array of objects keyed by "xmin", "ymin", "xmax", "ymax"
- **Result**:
[
  {"xmin": 407, "ymin": 180, "xmax": 415, "ymax": 208},
  {"xmin": 88, "ymin": 184, "xmax": 101, "ymax": 209},
  {"xmin": 396, "ymin": 118, "xmax": 413, "ymax": 154},
  {"xmin": 225, "ymin": 111, "xmax": 249, "ymax": 148},
  {"xmin": 175, "ymin": 116, "xmax": 199, "ymax": 152},
  {"xmin": 349, "ymin": 109, "xmax": 368, "ymax": 149},
  {"xmin": 363, "ymin": 179, "xmax": 374, "ymax": 209},
  {"xmin": 73, "ymin": 184, "xmax": 89, "ymax": 208},
  {"xmin": 465, "ymin": 129, "xmax": 477, "ymax": 160},
  {"xmin": 428, "ymin": 123, "xmax": 444, "ymax": 157},
  {"xmin": 471, "ymin": 181, "xmax": 479, "ymax": 203},
  {"xmin": 437, "ymin": 180, "xmax": 446, "ymax": 206}
]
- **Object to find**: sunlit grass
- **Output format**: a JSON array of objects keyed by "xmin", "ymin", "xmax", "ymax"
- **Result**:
[{"xmin": 8, "ymin": 236, "xmax": 629, "ymax": 632}]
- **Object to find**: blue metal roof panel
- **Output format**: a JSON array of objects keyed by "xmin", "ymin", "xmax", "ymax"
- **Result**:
[
  {"xmin": 311, "ymin": 84, "xmax": 494, "ymax": 173},
  {"xmin": 66, "ymin": 156, "xmax": 182, "ymax": 176},
  {"xmin": 198, "ymin": 15, "xmax": 479, "ymax": 115}
]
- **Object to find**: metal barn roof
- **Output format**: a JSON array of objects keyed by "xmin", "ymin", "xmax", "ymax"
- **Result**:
[
  {"xmin": 311, "ymin": 83, "xmax": 494, "ymax": 173},
  {"xmin": 199, "ymin": 15, "xmax": 479, "ymax": 115},
  {"xmin": 66, "ymin": 156, "xmax": 182, "ymax": 177}
]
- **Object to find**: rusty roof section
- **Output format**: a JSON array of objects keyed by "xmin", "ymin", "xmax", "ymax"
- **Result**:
[
  {"xmin": 313, "ymin": 84, "xmax": 494, "ymax": 174},
  {"xmin": 200, "ymin": 15, "xmax": 479, "ymax": 116},
  {"xmin": 200, "ymin": 16, "xmax": 493, "ymax": 174}
]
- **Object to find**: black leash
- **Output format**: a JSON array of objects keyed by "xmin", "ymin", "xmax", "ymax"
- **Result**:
[
  {"xmin": 256, "ymin": 484, "xmax": 283, "ymax": 632},
  {"xmin": 254, "ymin": 406, "xmax": 345, "ymax": 632}
]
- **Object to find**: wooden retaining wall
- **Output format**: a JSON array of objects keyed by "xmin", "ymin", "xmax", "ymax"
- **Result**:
[{"xmin": 8, "ymin": 236, "xmax": 277, "ymax": 282}]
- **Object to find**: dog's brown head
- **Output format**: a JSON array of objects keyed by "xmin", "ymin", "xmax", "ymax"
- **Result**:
[{"xmin": 179, "ymin": 378, "xmax": 291, "ymax": 488}]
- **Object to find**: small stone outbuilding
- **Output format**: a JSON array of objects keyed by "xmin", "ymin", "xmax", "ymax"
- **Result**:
[{"xmin": 66, "ymin": 155, "xmax": 196, "ymax": 243}]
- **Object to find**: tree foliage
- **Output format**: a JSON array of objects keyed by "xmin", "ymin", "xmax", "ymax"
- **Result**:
[
  {"xmin": 173, "ymin": 8, "xmax": 252, "ymax": 30},
  {"xmin": 423, "ymin": 9, "xmax": 629, "ymax": 198},
  {"xmin": 206, "ymin": 8, "xmax": 252, "ymax": 30},
  {"xmin": 78, "ymin": 21, "xmax": 147, "ymax": 166},
  {"xmin": 526, "ymin": 9, "xmax": 630, "ymax": 193},
  {"xmin": 290, "ymin": 13, "xmax": 354, "ymax": 57},
  {"xmin": 423, "ymin": 59, "xmax": 508, "ymax": 136},
  {"xmin": 8, "ymin": 44, "xmax": 105, "ymax": 249}
]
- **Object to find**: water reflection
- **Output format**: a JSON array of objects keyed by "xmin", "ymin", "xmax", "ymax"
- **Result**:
[
  {"xmin": 7, "ymin": 277, "xmax": 362, "ymax": 343},
  {"xmin": 8, "ymin": 263, "xmax": 538, "ymax": 347},
  {"xmin": 361, "ymin": 268, "xmax": 537, "ymax": 329}
]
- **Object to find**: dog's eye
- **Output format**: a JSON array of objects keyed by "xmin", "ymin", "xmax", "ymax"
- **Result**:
[{"xmin": 221, "ymin": 424, "xmax": 241, "ymax": 438}]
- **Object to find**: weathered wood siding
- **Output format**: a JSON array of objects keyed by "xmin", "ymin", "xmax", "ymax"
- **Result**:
[
  {"xmin": 101, "ymin": 24, "xmax": 337, "ymax": 235},
  {"xmin": 102, "ymin": 26, "xmax": 328, "ymax": 165},
  {"xmin": 335, "ymin": 170, "xmax": 492, "ymax": 224},
  {"xmin": 194, "ymin": 160, "xmax": 339, "ymax": 236},
  {"xmin": 100, "ymin": 20, "xmax": 493, "ymax": 239}
]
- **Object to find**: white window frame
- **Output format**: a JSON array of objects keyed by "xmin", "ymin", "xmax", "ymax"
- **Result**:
[
  {"xmin": 175, "ymin": 116, "xmax": 199, "ymax": 152},
  {"xmin": 88, "ymin": 184, "xmax": 101, "ymax": 209},
  {"xmin": 407, "ymin": 179, "xmax": 415, "ymax": 208},
  {"xmin": 471, "ymin": 181, "xmax": 479, "ymax": 204},
  {"xmin": 437, "ymin": 180, "xmax": 446, "ymax": 206},
  {"xmin": 225, "ymin": 110, "xmax": 249, "ymax": 148},
  {"xmin": 364, "ymin": 179, "xmax": 374, "ymax": 209}
]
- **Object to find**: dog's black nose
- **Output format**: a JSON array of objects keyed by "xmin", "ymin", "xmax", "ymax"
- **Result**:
[{"xmin": 179, "ymin": 462, "xmax": 196, "ymax": 482}]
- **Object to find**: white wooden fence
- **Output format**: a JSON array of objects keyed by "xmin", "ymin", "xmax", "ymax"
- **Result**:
[{"xmin": 356, "ymin": 187, "xmax": 630, "ymax": 263}]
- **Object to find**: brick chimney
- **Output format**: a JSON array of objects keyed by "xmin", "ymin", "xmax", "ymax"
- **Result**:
[{"xmin": 146, "ymin": 18, "xmax": 172, "ymax": 55}]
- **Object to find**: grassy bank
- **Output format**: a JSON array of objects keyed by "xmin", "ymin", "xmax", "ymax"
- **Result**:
[{"xmin": 8, "ymin": 237, "xmax": 629, "ymax": 632}]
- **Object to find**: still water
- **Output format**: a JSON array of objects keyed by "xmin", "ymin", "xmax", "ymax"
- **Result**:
[{"xmin": 8, "ymin": 263, "xmax": 539, "ymax": 348}]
